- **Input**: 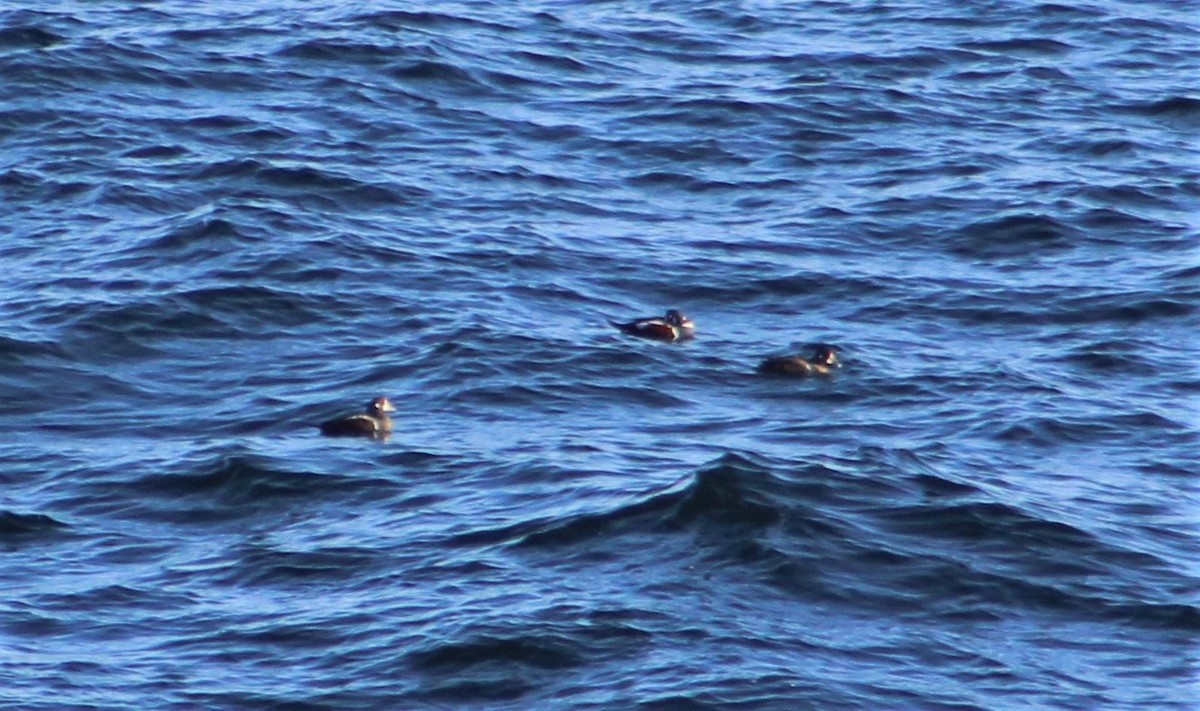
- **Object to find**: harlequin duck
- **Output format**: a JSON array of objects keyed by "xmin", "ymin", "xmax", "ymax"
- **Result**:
[
  {"xmin": 319, "ymin": 396, "xmax": 396, "ymax": 438},
  {"xmin": 758, "ymin": 345, "xmax": 840, "ymax": 376},
  {"xmin": 610, "ymin": 309, "xmax": 695, "ymax": 341}
]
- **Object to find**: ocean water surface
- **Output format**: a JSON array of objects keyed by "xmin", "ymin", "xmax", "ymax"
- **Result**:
[{"xmin": 1, "ymin": 0, "xmax": 1198, "ymax": 708}]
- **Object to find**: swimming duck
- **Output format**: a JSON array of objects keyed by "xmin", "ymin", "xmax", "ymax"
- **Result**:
[
  {"xmin": 319, "ymin": 396, "xmax": 396, "ymax": 438},
  {"xmin": 758, "ymin": 345, "xmax": 840, "ymax": 376},
  {"xmin": 610, "ymin": 309, "xmax": 695, "ymax": 341}
]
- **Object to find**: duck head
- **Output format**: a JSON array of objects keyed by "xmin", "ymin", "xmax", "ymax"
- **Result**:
[
  {"xmin": 367, "ymin": 396, "xmax": 397, "ymax": 416},
  {"xmin": 665, "ymin": 310, "xmax": 695, "ymax": 330},
  {"xmin": 810, "ymin": 345, "xmax": 840, "ymax": 367}
]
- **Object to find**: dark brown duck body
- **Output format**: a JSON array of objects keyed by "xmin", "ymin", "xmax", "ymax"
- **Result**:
[
  {"xmin": 319, "ymin": 396, "xmax": 396, "ymax": 438},
  {"xmin": 758, "ymin": 345, "xmax": 840, "ymax": 376},
  {"xmin": 610, "ymin": 309, "xmax": 695, "ymax": 342}
]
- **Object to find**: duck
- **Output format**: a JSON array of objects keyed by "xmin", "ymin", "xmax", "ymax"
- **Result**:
[
  {"xmin": 610, "ymin": 309, "xmax": 696, "ymax": 341},
  {"xmin": 757, "ymin": 345, "xmax": 840, "ymax": 376},
  {"xmin": 319, "ymin": 396, "xmax": 396, "ymax": 438}
]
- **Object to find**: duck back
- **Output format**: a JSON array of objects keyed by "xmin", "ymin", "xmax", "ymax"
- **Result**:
[{"xmin": 320, "ymin": 414, "xmax": 386, "ymax": 438}]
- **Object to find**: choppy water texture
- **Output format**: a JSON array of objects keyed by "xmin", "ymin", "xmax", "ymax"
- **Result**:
[{"xmin": 2, "ymin": 0, "xmax": 1198, "ymax": 708}]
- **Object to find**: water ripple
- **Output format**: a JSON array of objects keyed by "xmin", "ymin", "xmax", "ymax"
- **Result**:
[{"xmin": 1, "ymin": 1, "xmax": 1197, "ymax": 708}]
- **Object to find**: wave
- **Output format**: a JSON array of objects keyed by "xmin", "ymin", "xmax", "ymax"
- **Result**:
[
  {"xmin": 440, "ymin": 451, "xmax": 1200, "ymax": 632},
  {"xmin": 403, "ymin": 619, "xmax": 650, "ymax": 703},
  {"xmin": 0, "ymin": 333, "xmax": 66, "ymax": 364},
  {"xmin": 960, "ymin": 37, "xmax": 1074, "ymax": 55},
  {"xmin": 510, "ymin": 49, "xmax": 591, "ymax": 73},
  {"xmin": 409, "ymin": 633, "xmax": 584, "ymax": 672},
  {"xmin": 0, "ymin": 510, "xmax": 68, "ymax": 539},
  {"xmin": 1057, "ymin": 339, "xmax": 1155, "ymax": 373},
  {"xmin": 136, "ymin": 213, "xmax": 246, "ymax": 254},
  {"xmin": 434, "ymin": 453, "xmax": 775, "ymax": 551},
  {"xmin": 121, "ymin": 143, "xmax": 191, "ymax": 160},
  {"xmin": 454, "ymin": 453, "xmax": 831, "ymax": 551},
  {"xmin": 50, "ymin": 282, "xmax": 330, "ymax": 356},
  {"xmin": 143, "ymin": 453, "xmax": 372, "ymax": 501},
  {"xmin": 389, "ymin": 59, "xmax": 480, "ymax": 87},
  {"xmin": 218, "ymin": 543, "xmax": 388, "ymax": 588},
  {"xmin": 1126, "ymin": 95, "xmax": 1200, "ymax": 128},
  {"xmin": 189, "ymin": 158, "xmax": 430, "ymax": 207},
  {"xmin": 275, "ymin": 38, "xmax": 396, "ymax": 65},
  {"xmin": 927, "ymin": 287, "xmax": 1196, "ymax": 329},
  {"xmin": 993, "ymin": 411, "xmax": 1190, "ymax": 448},
  {"xmin": 0, "ymin": 23, "xmax": 64, "ymax": 50},
  {"xmin": 68, "ymin": 453, "xmax": 392, "ymax": 525},
  {"xmin": 949, "ymin": 213, "xmax": 1080, "ymax": 259},
  {"xmin": 349, "ymin": 9, "xmax": 515, "ymax": 33},
  {"xmin": 625, "ymin": 170, "xmax": 794, "ymax": 193}
]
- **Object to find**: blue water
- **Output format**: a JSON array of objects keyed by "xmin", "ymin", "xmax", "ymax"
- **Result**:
[{"xmin": 2, "ymin": 1, "xmax": 1198, "ymax": 708}]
